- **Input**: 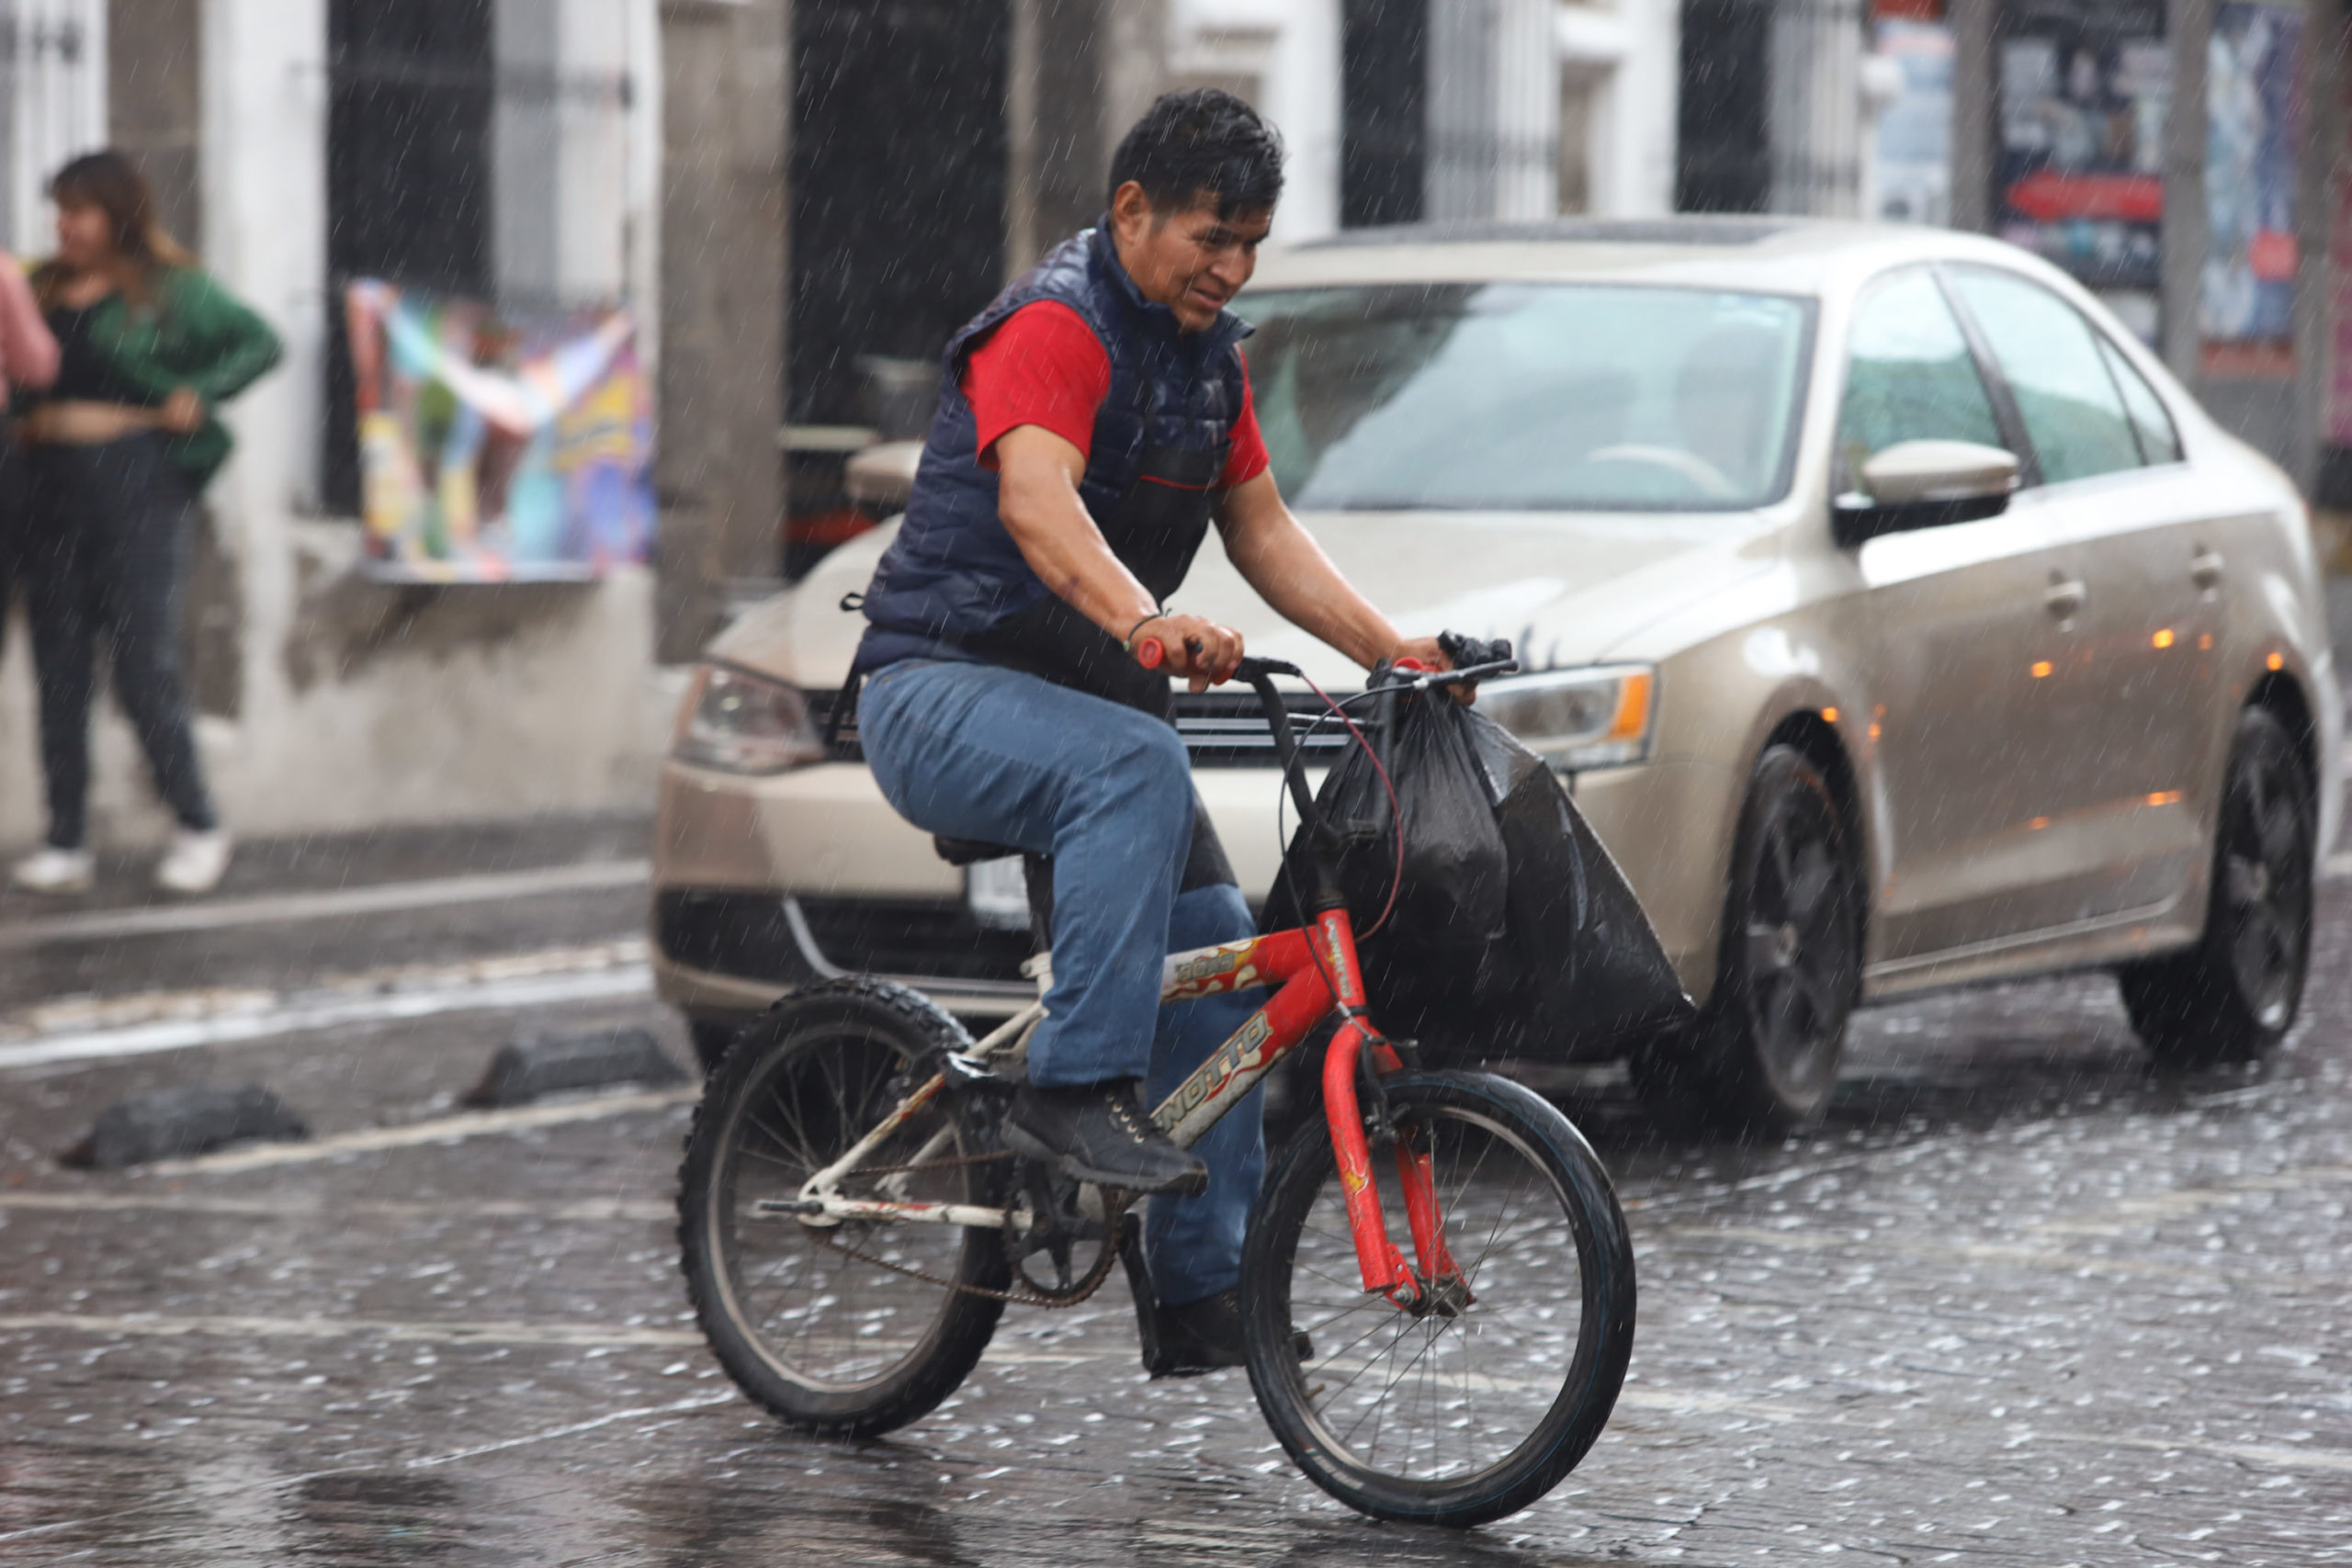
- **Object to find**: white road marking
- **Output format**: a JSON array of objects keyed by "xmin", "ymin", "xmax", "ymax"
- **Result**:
[
  {"xmin": 144, "ymin": 1088, "xmax": 697, "ymax": 1175},
  {"xmin": 2324, "ymin": 850, "xmax": 2352, "ymax": 880},
  {"xmin": 0, "ymin": 1310, "xmax": 704, "ymax": 1348},
  {"xmin": 0, "ymin": 858, "xmax": 650, "ymax": 951},
  {"xmin": 0, "ymin": 958, "xmax": 654, "ymax": 1072},
  {"xmin": 0, "ymin": 1390, "xmax": 744, "ymax": 1545},
  {"xmin": 404, "ymin": 1392, "xmax": 741, "ymax": 1467},
  {"xmin": 0, "ymin": 1190, "xmax": 674, "ymax": 1221}
]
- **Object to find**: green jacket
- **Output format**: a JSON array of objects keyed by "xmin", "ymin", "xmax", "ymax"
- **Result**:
[{"xmin": 40, "ymin": 265, "xmax": 283, "ymax": 490}]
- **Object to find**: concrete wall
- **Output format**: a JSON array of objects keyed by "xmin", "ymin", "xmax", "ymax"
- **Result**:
[{"xmin": 655, "ymin": 0, "xmax": 788, "ymax": 659}]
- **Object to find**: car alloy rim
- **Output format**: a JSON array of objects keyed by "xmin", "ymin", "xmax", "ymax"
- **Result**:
[
  {"xmin": 2220, "ymin": 741, "xmax": 2309, "ymax": 1029},
  {"xmin": 1740, "ymin": 789, "xmax": 1849, "ymax": 1098}
]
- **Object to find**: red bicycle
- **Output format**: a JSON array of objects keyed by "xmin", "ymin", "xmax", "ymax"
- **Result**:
[{"xmin": 677, "ymin": 653, "xmax": 1636, "ymax": 1528}]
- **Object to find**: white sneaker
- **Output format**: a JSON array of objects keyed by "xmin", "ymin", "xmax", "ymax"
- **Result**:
[
  {"xmin": 154, "ymin": 829, "xmax": 232, "ymax": 896},
  {"xmin": 12, "ymin": 846, "xmax": 95, "ymax": 895}
]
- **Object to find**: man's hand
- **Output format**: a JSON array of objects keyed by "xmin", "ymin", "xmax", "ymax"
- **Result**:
[
  {"xmin": 1390, "ymin": 635, "xmax": 1475, "ymax": 704},
  {"xmin": 1134, "ymin": 612, "xmax": 1244, "ymax": 692}
]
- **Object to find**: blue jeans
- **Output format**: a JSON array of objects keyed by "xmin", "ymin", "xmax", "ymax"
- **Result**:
[{"xmin": 860, "ymin": 658, "xmax": 1264, "ymax": 1304}]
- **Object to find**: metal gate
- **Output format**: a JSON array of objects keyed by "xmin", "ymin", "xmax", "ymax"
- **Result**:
[{"xmin": 0, "ymin": 0, "xmax": 107, "ymax": 254}]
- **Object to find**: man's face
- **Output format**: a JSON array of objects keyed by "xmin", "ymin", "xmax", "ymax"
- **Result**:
[{"xmin": 1110, "ymin": 183, "xmax": 1274, "ymax": 332}]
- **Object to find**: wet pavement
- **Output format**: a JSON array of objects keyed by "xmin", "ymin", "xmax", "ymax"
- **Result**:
[{"xmin": 2, "ymin": 815, "xmax": 2349, "ymax": 1563}]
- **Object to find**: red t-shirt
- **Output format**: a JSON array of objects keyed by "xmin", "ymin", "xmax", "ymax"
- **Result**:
[{"xmin": 962, "ymin": 300, "xmax": 1270, "ymax": 490}]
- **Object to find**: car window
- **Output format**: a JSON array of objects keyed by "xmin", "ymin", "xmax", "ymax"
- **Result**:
[
  {"xmin": 2097, "ymin": 334, "xmax": 2182, "ymax": 465},
  {"xmin": 1836, "ymin": 269, "xmax": 2004, "ymax": 491},
  {"xmin": 1233, "ymin": 283, "xmax": 1812, "ymax": 511},
  {"xmin": 1947, "ymin": 269, "xmax": 2143, "ymax": 484}
]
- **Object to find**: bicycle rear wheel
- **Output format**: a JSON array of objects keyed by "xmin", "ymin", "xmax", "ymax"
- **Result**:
[
  {"xmin": 678, "ymin": 978, "xmax": 1009, "ymax": 1438},
  {"xmin": 1239, "ymin": 1070, "xmax": 1634, "ymax": 1528}
]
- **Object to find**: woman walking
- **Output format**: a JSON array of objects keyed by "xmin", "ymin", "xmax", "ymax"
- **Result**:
[{"xmin": 10, "ymin": 151, "xmax": 278, "ymax": 897}]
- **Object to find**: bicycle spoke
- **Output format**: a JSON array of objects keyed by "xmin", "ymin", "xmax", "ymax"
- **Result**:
[
  {"xmin": 712, "ymin": 1025, "xmax": 972, "ymax": 1390},
  {"xmin": 1278, "ymin": 1100, "xmax": 1597, "ymax": 1489}
]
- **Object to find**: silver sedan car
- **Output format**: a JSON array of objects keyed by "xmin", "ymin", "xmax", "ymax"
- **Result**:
[{"xmin": 652, "ymin": 217, "xmax": 2340, "ymax": 1130}]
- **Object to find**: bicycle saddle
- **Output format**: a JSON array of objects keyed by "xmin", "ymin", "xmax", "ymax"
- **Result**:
[{"xmin": 933, "ymin": 835, "xmax": 1024, "ymax": 866}]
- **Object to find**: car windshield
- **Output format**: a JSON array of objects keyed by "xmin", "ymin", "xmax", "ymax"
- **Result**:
[{"xmin": 1232, "ymin": 283, "xmax": 1813, "ymax": 512}]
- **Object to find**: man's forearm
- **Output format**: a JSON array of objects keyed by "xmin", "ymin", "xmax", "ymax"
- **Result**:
[{"xmin": 997, "ymin": 430, "xmax": 1160, "ymax": 637}]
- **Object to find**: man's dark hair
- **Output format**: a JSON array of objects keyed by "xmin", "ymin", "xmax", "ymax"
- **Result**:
[{"xmin": 1108, "ymin": 89, "xmax": 1284, "ymax": 219}]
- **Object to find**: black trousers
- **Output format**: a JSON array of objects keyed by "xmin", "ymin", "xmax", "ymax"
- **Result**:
[
  {"xmin": 22, "ymin": 434, "xmax": 217, "ymax": 849},
  {"xmin": 0, "ymin": 437, "xmax": 26, "ymax": 659}
]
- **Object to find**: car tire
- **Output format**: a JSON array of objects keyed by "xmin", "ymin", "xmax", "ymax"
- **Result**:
[
  {"xmin": 2118, "ymin": 705, "xmax": 2313, "ymax": 1069},
  {"xmin": 1634, "ymin": 743, "xmax": 1860, "ymax": 1135}
]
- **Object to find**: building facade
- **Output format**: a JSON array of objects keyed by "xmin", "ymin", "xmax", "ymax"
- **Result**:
[
  {"xmin": 0, "ymin": 0, "xmax": 1695, "ymax": 850},
  {"xmin": 0, "ymin": 0, "xmax": 764, "ymax": 850}
]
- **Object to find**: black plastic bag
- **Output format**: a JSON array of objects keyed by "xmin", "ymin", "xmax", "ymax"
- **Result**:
[
  {"xmin": 1463, "ymin": 714, "xmax": 1698, "ymax": 1060},
  {"xmin": 1318, "ymin": 682, "xmax": 1510, "ymax": 962},
  {"xmin": 1268, "ymin": 661, "xmax": 1694, "ymax": 1063}
]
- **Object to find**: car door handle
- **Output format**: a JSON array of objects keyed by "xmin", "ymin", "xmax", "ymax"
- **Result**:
[
  {"xmin": 2190, "ymin": 546, "xmax": 2225, "ymax": 591},
  {"xmin": 2044, "ymin": 573, "xmax": 2086, "ymax": 620}
]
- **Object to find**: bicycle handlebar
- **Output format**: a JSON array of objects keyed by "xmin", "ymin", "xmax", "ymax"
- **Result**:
[{"xmin": 1134, "ymin": 646, "xmax": 1516, "ymax": 693}]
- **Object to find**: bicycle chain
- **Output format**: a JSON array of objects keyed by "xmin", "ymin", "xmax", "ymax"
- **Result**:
[{"xmin": 807, "ymin": 1156, "xmax": 1133, "ymax": 1309}]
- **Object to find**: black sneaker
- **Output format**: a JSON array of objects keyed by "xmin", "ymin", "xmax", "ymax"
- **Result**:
[
  {"xmin": 1144, "ymin": 1289, "xmax": 1318, "ymax": 1378},
  {"xmin": 1156, "ymin": 1289, "xmax": 1248, "ymax": 1375},
  {"xmin": 1004, "ymin": 1078, "xmax": 1208, "ymax": 1196},
  {"xmin": 1118, "ymin": 1217, "xmax": 1315, "ymax": 1378}
]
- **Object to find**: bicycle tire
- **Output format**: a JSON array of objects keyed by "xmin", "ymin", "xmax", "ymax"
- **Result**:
[
  {"xmin": 1239, "ymin": 1070, "xmax": 1635, "ymax": 1528},
  {"xmin": 678, "ymin": 977, "xmax": 1009, "ymax": 1438}
]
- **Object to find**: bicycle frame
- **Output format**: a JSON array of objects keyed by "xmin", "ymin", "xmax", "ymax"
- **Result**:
[
  {"xmin": 773, "ymin": 912, "xmax": 1457, "ymax": 1308},
  {"xmin": 768, "ymin": 654, "xmax": 1496, "ymax": 1312}
]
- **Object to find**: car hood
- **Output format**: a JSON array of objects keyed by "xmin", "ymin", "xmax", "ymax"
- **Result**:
[{"xmin": 708, "ymin": 510, "xmax": 1782, "ymax": 687}]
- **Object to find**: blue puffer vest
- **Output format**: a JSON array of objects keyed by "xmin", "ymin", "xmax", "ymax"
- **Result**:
[{"xmin": 852, "ymin": 224, "xmax": 1251, "ymax": 707}]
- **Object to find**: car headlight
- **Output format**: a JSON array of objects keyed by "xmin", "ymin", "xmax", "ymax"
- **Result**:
[
  {"xmin": 1478, "ymin": 664, "xmax": 1657, "ymax": 772},
  {"xmin": 672, "ymin": 664, "xmax": 826, "ymax": 774}
]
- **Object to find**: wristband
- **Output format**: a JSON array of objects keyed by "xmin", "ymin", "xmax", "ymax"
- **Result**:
[{"xmin": 1121, "ymin": 610, "xmax": 1166, "ymax": 653}]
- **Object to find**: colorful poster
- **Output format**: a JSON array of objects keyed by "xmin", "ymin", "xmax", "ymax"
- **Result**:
[
  {"xmin": 345, "ymin": 281, "xmax": 655, "ymax": 582},
  {"xmin": 2200, "ymin": 1, "xmax": 2303, "ymax": 357},
  {"xmin": 1996, "ymin": 24, "xmax": 2169, "ymax": 290}
]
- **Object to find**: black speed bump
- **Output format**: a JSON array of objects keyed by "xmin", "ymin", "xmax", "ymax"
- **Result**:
[
  {"xmin": 62, "ymin": 1085, "xmax": 310, "ymax": 1169},
  {"xmin": 464, "ymin": 1027, "xmax": 687, "ymax": 1108}
]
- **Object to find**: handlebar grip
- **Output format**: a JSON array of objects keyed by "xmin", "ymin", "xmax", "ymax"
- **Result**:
[{"xmin": 1135, "ymin": 637, "xmax": 1165, "ymax": 670}]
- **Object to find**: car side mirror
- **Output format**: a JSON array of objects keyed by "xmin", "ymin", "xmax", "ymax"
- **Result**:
[{"xmin": 1832, "ymin": 439, "xmax": 2020, "ymax": 547}]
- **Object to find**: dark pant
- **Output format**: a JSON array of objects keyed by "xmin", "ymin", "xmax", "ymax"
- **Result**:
[
  {"xmin": 0, "ymin": 438, "xmax": 27, "ymax": 656},
  {"xmin": 22, "ymin": 434, "xmax": 217, "ymax": 849}
]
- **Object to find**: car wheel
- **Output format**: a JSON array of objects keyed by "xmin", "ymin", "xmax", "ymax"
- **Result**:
[
  {"xmin": 1635, "ymin": 743, "xmax": 1860, "ymax": 1134},
  {"xmin": 2118, "ymin": 705, "xmax": 2313, "ymax": 1068}
]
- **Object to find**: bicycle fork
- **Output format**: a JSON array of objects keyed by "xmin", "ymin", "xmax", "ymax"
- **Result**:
[{"xmin": 1310, "ymin": 908, "xmax": 1469, "ymax": 1314}]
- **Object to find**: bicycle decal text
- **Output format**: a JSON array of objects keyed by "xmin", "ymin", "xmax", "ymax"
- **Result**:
[
  {"xmin": 1161, "ymin": 939, "xmax": 1264, "ymax": 1001},
  {"xmin": 1154, "ymin": 1010, "xmax": 1275, "ymax": 1141}
]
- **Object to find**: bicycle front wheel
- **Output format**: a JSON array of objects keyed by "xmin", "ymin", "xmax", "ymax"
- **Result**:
[{"xmin": 1239, "ymin": 1070, "xmax": 1635, "ymax": 1528}]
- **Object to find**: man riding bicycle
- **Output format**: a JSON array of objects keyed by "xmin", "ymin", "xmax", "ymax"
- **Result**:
[{"xmin": 850, "ymin": 90, "xmax": 1449, "ymax": 1375}]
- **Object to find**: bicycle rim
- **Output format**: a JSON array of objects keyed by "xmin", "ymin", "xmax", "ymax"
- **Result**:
[
  {"xmin": 1245, "ymin": 1073, "xmax": 1633, "ymax": 1524},
  {"xmin": 706, "ymin": 1020, "xmax": 981, "ymax": 1393}
]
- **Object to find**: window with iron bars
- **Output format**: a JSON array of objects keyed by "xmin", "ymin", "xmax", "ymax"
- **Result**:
[{"xmin": 322, "ymin": 0, "xmax": 640, "ymax": 515}]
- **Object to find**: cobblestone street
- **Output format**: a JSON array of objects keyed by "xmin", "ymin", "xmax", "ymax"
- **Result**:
[{"xmin": 0, "ymin": 822, "xmax": 2346, "ymax": 1563}]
